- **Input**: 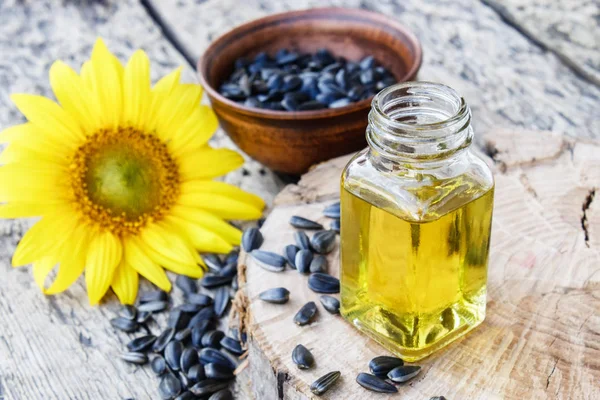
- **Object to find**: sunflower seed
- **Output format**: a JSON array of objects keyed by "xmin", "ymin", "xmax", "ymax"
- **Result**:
[
  {"xmin": 250, "ymin": 250, "xmax": 286, "ymax": 272},
  {"xmin": 310, "ymin": 230, "xmax": 336, "ymax": 254},
  {"xmin": 259, "ymin": 287, "xmax": 290, "ymax": 304},
  {"xmin": 356, "ymin": 372, "xmax": 397, "ymax": 393},
  {"xmin": 208, "ymin": 389, "xmax": 234, "ymax": 400},
  {"xmin": 110, "ymin": 317, "xmax": 138, "ymax": 333},
  {"xmin": 199, "ymin": 348, "xmax": 236, "ymax": 370},
  {"xmin": 165, "ymin": 340, "xmax": 184, "ymax": 371},
  {"xmin": 138, "ymin": 300, "xmax": 169, "ymax": 313},
  {"xmin": 177, "ymin": 303, "xmax": 203, "ymax": 314},
  {"xmin": 203, "ymin": 254, "xmax": 223, "ymax": 273},
  {"xmin": 139, "ymin": 290, "xmax": 167, "ymax": 303},
  {"xmin": 220, "ymin": 337, "xmax": 243, "ymax": 355},
  {"xmin": 205, "ymin": 362, "xmax": 235, "ymax": 380},
  {"xmin": 295, "ymin": 249, "xmax": 313, "ymax": 274},
  {"xmin": 292, "ymin": 344, "xmax": 315, "ymax": 369},
  {"xmin": 175, "ymin": 328, "xmax": 192, "ymax": 342},
  {"xmin": 429, "ymin": 397, "xmax": 447, "ymax": 400},
  {"xmin": 180, "ymin": 347, "xmax": 200, "ymax": 374},
  {"xmin": 153, "ymin": 328, "xmax": 175, "ymax": 353},
  {"xmin": 151, "ymin": 355, "xmax": 167, "ymax": 375},
  {"xmin": 187, "ymin": 307, "xmax": 215, "ymax": 329},
  {"xmin": 308, "ymin": 273, "xmax": 340, "ymax": 294},
  {"xmin": 330, "ymin": 219, "xmax": 340, "ymax": 233},
  {"xmin": 319, "ymin": 295, "xmax": 340, "ymax": 314},
  {"xmin": 231, "ymin": 275, "xmax": 239, "ymax": 291},
  {"xmin": 218, "ymin": 263, "xmax": 237, "ymax": 278},
  {"xmin": 225, "ymin": 250, "xmax": 239, "ymax": 265},
  {"xmin": 310, "ymin": 255, "xmax": 328, "ymax": 273},
  {"xmin": 136, "ymin": 311, "xmax": 152, "ymax": 324},
  {"xmin": 159, "ymin": 372, "xmax": 182, "ymax": 399},
  {"xmin": 294, "ymin": 231, "xmax": 311, "ymax": 250},
  {"xmin": 186, "ymin": 293, "xmax": 213, "ymax": 306},
  {"xmin": 187, "ymin": 364, "xmax": 206, "ymax": 384},
  {"xmin": 168, "ymin": 309, "xmax": 191, "ymax": 331},
  {"xmin": 284, "ymin": 244, "xmax": 299, "ymax": 268},
  {"xmin": 310, "ymin": 371, "xmax": 341, "ymax": 395},
  {"xmin": 294, "ymin": 301, "xmax": 318, "ymax": 326},
  {"xmin": 214, "ymin": 287, "xmax": 230, "ymax": 318},
  {"xmin": 189, "ymin": 380, "xmax": 229, "ymax": 396},
  {"xmin": 127, "ymin": 335, "xmax": 157, "ymax": 353},
  {"xmin": 387, "ymin": 365, "xmax": 422, "ymax": 383},
  {"xmin": 120, "ymin": 305, "xmax": 137, "ymax": 320},
  {"xmin": 174, "ymin": 391, "xmax": 196, "ymax": 400},
  {"xmin": 120, "ymin": 351, "xmax": 148, "ymax": 365},
  {"xmin": 178, "ymin": 371, "xmax": 190, "ymax": 389},
  {"xmin": 323, "ymin": 202, "xmax": 341, "ymax": 218},
  {"xmin": 175, "ymin": 275, "xmax": 198, "ymax": 294},
  {"xmin": 290, "ymin": 216, "xmax": 323, "ymax": 230},
  {"xmin": 200, "ymin": 274, "xmax": 233, "ymax": 288},
  {"xmin": 191, "ymin": 320, "xmax": 211, "ymax": 348},
  {"xmin": 202, "ymin": 330, "xmax": 225, "ymax": 349},
  {"xmin": 369, "ymin": 356, "xmax": 404, "ymax": 378},
  {"xmin": 242, "ymin": 227, "xmax": 263, "ymax": 252}
]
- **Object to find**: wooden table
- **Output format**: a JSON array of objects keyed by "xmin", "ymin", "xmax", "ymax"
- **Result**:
[{"xmin": 0, "ymin": 1, "xmax": 598, "ymax": 399}]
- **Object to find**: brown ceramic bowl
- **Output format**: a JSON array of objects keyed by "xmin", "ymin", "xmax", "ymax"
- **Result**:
[{"xmin": 198, "ymin": 7, "xmax": 422, "ymax": 175}]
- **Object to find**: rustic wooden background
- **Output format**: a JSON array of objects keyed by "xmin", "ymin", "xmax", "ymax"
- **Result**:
[{"xmin": 0, "ymin": 0, "xmax": 598, "ymax": 399}]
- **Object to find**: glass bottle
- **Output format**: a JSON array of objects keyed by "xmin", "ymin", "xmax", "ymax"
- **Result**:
[{"xmin": 340, "ymin": 82, "xmax": 494, "ymax": 361}]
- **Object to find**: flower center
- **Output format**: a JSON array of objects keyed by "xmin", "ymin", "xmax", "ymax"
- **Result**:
[{"xmin": 70, "ymin": 127, "xmax": 180, "ymax": 236}]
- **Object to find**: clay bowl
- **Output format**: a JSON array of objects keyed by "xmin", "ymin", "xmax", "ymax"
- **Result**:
[{"xmin": 198, "ymin": 7, "xmax": 422, "ymax": 175}]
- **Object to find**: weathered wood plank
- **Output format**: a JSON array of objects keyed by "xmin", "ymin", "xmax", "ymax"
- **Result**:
[
  {"xmin": 242, "ymin": 129, "xmax": 600, "ymax": 399},
  {"xmin": 145, "ymin": 0, "xmax": 600, "ymax": 140},
  {"xmin": 0, "ymin": 0, "xmax": 278, "ymax": 398},
  {"xmin": 482, "ymin": 0, "xmax": 600, "ymax": 86}
]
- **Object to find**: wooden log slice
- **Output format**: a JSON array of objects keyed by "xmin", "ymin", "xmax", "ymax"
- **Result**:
[{"xmin": 238, "ymin": 129, "xmax": 600, "ymax": 399}]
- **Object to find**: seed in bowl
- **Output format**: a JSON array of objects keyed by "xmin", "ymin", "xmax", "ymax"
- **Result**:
[{"xmin": 218, "ymin": 48, "xmax": 396, "ymax": 111}]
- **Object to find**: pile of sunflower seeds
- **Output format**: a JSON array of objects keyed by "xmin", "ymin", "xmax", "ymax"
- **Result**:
[
  {"xmin": 110, "ymin": 248, "xmax": 243, "ymax": 400},
  {"xmin": 246, "ymin": 201, "xmax": 447, "ymax": 399},
  {"xmin": 219, "ymin": 49, "xmax": 396, "ymax": 111}
]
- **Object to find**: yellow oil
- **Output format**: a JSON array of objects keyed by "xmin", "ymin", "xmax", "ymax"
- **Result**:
[{"xmin": 340, "ymin": 182, "xmax": 493, "ymax": 361}]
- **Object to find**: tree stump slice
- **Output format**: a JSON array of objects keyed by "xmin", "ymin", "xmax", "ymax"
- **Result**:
[{"xmin": 240, "ymin": 129, "xmax": 600, "ymax": 400}]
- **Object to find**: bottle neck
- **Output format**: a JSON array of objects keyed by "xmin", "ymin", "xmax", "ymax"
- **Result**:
[{"xmin": 367, "ymin": 82, "xmax": 473, "ymax": 169}]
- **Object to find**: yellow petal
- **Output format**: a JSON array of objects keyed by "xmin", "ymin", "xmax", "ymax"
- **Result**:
[
  {"xmin": 154, "ymin": 84, "xmax": 203, "ymax": 141},
  {"xmin": 168, "ymin": 106, "xmax": 218, "ymax": 157},
  {"xmin": 89, "ymin": 38, "xmax": 122, "ymax": 130},
  {"xmin": 124, "ymin": 236, "xmax": 172, "ymax": 292},
  {"xmin": 85, "ymin": 230, "xmax": 123, "ymax": 305},
  {"xmin": 0, "ymin": 164, "xmax": 67, "ymax": 203},
  {"xmin": 123, "ymin": 50, "xmax": 151, "ymax": 128},
  {"xmin": 0, "ymin": 203, "xmax": 55, "ymax": 219},
  {"xmin": 177, "ymin": 192, "xmax": 263, "ymax": 220},
  {"xmin": 50, "ymin": 60, "xmax": 100, "ymax": 134},
  {"xmin": 147, "ymin": 66, "xmax": 182, "ymax": 130},
  {"xmin": 0, "ymin": 142, "xmax": 68, "ymax": 166},
  {"xmin": 10, "ymin": 94, "xmax": 85, "ymax": 147},
  {"xmin": 181, "ymin": 180, "xmax": 265, "ymax": 210},
  {"xmin": 0, "ymin": 123, "xmax": 68, "ymax": 156},
  {"xmin": 170, "ymin": 205, "xmax": 242, "ymax": 244},
  {"xmin": 138, "ymin": 231, "xmax": 203, "ymax": 278},
  {"xmin": 141, "ymin": 222, "xmax": 198, "ymax": 265},
  {"xmin": 80, "ymin": 61, "xmax": 93, "ymax": 90},
  {"xmin": 166, "ymin": 215, "xmax": 233, "ymax": 254},
  {"xmin": 33, "ymin": 256, "xmax": 57, "ymax": 292},
  {"xmin": 111, "ymin": 260, "xmax": 139, "ymax": 305},
  {"xmin": 152, "ymin": 66, "xmax": 182, "ymax": 95},
  {"xmin": 178, "ymin": 148, "xmax": 244, "ymax": 180},
  {"xmin": 45, "ymin": 224, "xmax": 91, "ymax": 295}
]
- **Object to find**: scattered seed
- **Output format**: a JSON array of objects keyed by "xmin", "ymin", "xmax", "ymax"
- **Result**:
[
  {"xmin": 308, "ymin": 273, "xmax": 340, "ymax": 294},
  {"xmin": 120, "ymin": 305, "xmax": 137, "ymax": 320},
  {"xmin": 120, "ymin": 351, "xmax": 148, "ymax": 365},
  {"xmin": 231, "ymin": 275, "xmax": 239, "ymax": 291},
  {"xmin": 294, "ymin": 301, "xmax": 318, "ymax": 326},
  {"xmin": 290, "ymin": 215, "xmax": 323, "ymax": 230},
  {"xmin": 153, "ymin": 328, "xmax": 175, "ymax": 353},
  {"xmin": 187, "ymin": 307, "xmax": 215, "ymax": 329},
  {"xmin": 204, "ymin": 362, "xmax": 235, "ymax": 380},
  {"xmin": 429, "ymin": 397, "xmax": 448, "ymax": 400},
  {"xmin": 187, "ymin": 363, "xmax": 206, "ymax": 384},
  {"xmin": 191, "ymin": 320, "xmax": 210, "ymax": 348},
  {"xmin": 250, "ymin": 250, "xmax": 286, "ymax": 272},
  {"xmin": 165, "ymin": 340, "xmax": 184, "ymax": 371},
  {"xmin": 186, "ymin": 293, "xmax": 213, "ymax": 306},
  {"xmin": 295, "ymin": 249, "xmax": 313, "ymax": 274},
  {"xmin": 319, "ymin": 295, "xmax": 340, "ymax": 314},
  {"xmin": 292, "ymin": 344, "xmax": 315, "ymax": 369},
  {"xmin": 127, "ymin": 335, "xmax": 157, "ymax": 353},
  {"xmin": 284, "ymin": 244, "xmax": 299, "ymax": 268},
  {"xmin": 151, "ymin": 355, "xmax": 167, "ymax": 376},
  {"xmin": 330, "ymin": 219, "xmax": 340, "ymax": 233},
  {"xmin": 225, "ymin": 250, "xmax": 239, "ymax": 265},
  {"xmin": 310, "ymin": 371, "xmax": 341, "ymax": 395},
  {"xmin": 310, "ymin": 230, "xmax": 337, "ymax": 254},
  {"xmin": 220, "ymin": 337, "xmax": 243, "ymax": 355},
  {"xmin": 202, "ymin": 330, "xmax": 225, "ymax": 349},
  {"xmin": 110, "ymin": 317, "xmax": 138, "ymax": 333},
  {"xmin": 218, "ymin": 263, "xmax": 237, "ymax": 278},
  {"xmin": 175, "ymin": 327, "xmax": 192, "ymax": 342},
  {"xmin": 168, "ymin": 308, "xmax": 191, "ymax": 331},
  {"xmin": 189, "ymin": 379, "xmax": 229, "ymax": 397},
  {"xmin": 259, "ymin": 287, "xmax": 290, "ymax": 304},
  {"xmin": 174, "ymin": 391, "xmax": 196, "ymax": 400},
  {"xmin": 310, "ymin": 254, "xmax": 328, "ymax": 273},
  {"xmin": 369, "ymin": 356, "xmax": 404, "ymax": 378},
  {"xmin": 323, "ymin": 202, "xmax": 340, "ymax": 218},
  {"xmin": 175, "ymin": 275, "xmax": 198, "ymax": 294},
  {"xmin": 208, "ymin": 389, "xmax": 234, "ymax": 400},
  {"xmin": 200, "ymin": 274, "xmax": 233, "ymax": 288},
  {"xmin": 356, "ymin": 372, "xmax": 397, "ymax": 393},
  {"xmin": 159, "ymin": 372, "xmax": 182, "ymax": 399},
  {"xmin": 138, "ymin": 300, "xmax": 169, "ymax": 313},
  {"xmin": 242, "ymin": 227, "xmax": 264, "ymax": 252},
  {"xmin": 177, "ymin": 303, "xmax": 203, "ymax": 314},
  {"xmin": 199, "ymin": 348, "xmax": 236, "ymax": 370},
  {"xmin": 294, "ymin": 231, "xmax": 311, "ymax": 250},
  {"xmin": 180, "ymin": 347, "xmax": 200, "ymax": 374},
  {"xmin": 387, "ymin": 365, "xmax": 422, "ymax": 383},
  {"xmin": 214, "ymin": 286, "xmax": 230, "ymax": 318},
  {"xmin": 203, "ymin": 254, "xmax": 223, "ymax": 273},
  {"xmin": 136, "ymin": 311, "xmax": 152, "ymax": 324},
  {"xmin": 139, "ymin": 290, "xmax": 167, "ymax": 303}
]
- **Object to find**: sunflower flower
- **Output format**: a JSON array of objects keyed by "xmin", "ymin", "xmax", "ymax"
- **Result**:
[{"xmin": 0, "ymin": 38, "xmax": 264, "ymax": 305}]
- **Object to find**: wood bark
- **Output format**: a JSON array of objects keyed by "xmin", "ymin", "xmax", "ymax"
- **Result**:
[{"xmin": 242, "ymin": 129, "xmax": 600, "ymax": 400}]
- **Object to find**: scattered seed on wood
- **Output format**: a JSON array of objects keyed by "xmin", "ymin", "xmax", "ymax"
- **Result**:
[
  {"xmin": 151, "ymin": 355, "xmax": 167, "ymax": 375},
  {"xmin": 202, "ymin": 330, "xmax": 225, "ymax": 349},
  {"xmin": 187, "ymin": 364, "xmax": 206, "ymax": 384},
  {"xmin": 292, "ymin": 344, "xmax": 315, "ymax": 369},
  {"xmin": 259, "ymin": 287, "xmax": 290, "ymax": 304},
  {"xmin": 356, "ymin": 372, "xmax": 398, "ymax": 393},
  {"xmin": 290, "ymin": 215, "xmax": 324, "ymax": 230},
  {"xmin": 191, "ymin": 320, "xmax": 210, "ymax": 348},
  {"xmin": 323, "ymin": 202, "xmax": 341, "ymax": 218},
  {"xmin": 174, "ymin": 391, "xmax": 196, "ymax": 400},
  {"xmin": 165, "ymin": 340, "xmax": 184, "ymax": 371},
  {"xmin": 369, "ymin": 356, "xmax": 404, "ymax": 378},
  {"xmin": 120, "ymin": 351, "xmax": 148, "ymax": 365},
  {"xmin": 200, "ymin": 274, "xmax": 233, "ymax": 288},
  {"xmin": 310, "ymin": 254, "xmax": 328, "ymax": 273},
  {"xmin": 159, "ymin": 372, "xmax": 182, "ymax": 399},
  {"xmin": 180, "ymin": 347, "xmax": 200, "ymax": 374},
  {"xmin": 138, "ymin": 300, "xmax": 169, "ymax": 313},
  {"xmin": 175, "ymin": 275, "xmax": 198, "ymax": 294},
  {"xmin": 153, "ymin": 328, "xmax": 175, "ymax": 353},
  {"xmin": 203, "ymin": 254, "xmax": 223, "ymax": 273},
  {"xmin": 214, "ymin": 286, "xmax": 230, "ymax": 318},
  {"xmin": 187, "ymin": 307, "xmax": 215, "ymax": 329},
  {"xmin": 308, "ymin": 273, "xmax": 340, "ymax": 294},
  {"xmin": 310, "ymin": 230, "xmax": 337, "ymax": 254},
  {"xmin": 429, "ymin": 397, "xmax": 448, "ymax": 400},
  {"xmin": 387, "ymin": 365, "xmax": 422, "ymax": 383},
  {"xmin": 294, "ymin": 231, "xmax": 312, "ymax": 250},
  {"xmin": 168, "ymin": 308, "xmax": 190, "ymax": 331},
  {"xmin": 120, "ymin": 305, "xmax": 137, "ymax": 320},
  {"xmin": 310, "ymin": 371, "xmax": 341, "ymax": 395},
  {"xmin": 174, "ymin": 328, "xmax": 191, "ymax": 342},
  {"xmin": 295, "ymin": 249, "xmax": 313, "ymax": 274},
  {"xmin": 225, "ymin": 250, "xmax": 239, "ymax": 265},
  {"xmin": 208, "ymin": 389, "xmax": 234, "ymax": 400},
  {"xmin": 189, "ymin": 379, "xmax": 230, "ymax": 397},
  {"xmin": 136, "ymin": 311, "xmax": 152, "ymax": 324},
  {"xmin": 242, "ymin": 227, "xmax": 263, "ymax": 252},
  {"xmin": 110, "ymin": 317, "xmax": 138, "ymax": 333},
  {"xmin": 220, "ymin": 336, "xmax": 243, "ymax": 355},
  {"xmin": 139, "ymin": 290, "xmax": 167, "ymax": 303},
  {"xmin": 319, "ymin": 295, "xmax": 340, "ymax": 314},
  {"xmin": 250, "ymin": 250, "xmax": 286, "ymax": 272},
  {"xmin": 127, "ymin": 335, "xmax": 157, "ymax": 353},
  {"xmin": 284, "ymin": 244, "xmax": 299, "ymax": 268},
  {"xmin": 294, "ymin": 301, "xmax": 318, "ymax": 326},
  {"xmin": 199, "ymin": 348, "xmax": 236, "ymax": 370},
  {"xmin": 218, "ymin": 263, "xmax": 237, "ymax": 278},
  {"xmin": 330, "ymin": 219, "xmax": 340, "ymax": 233},
  {"xmin": 186, "ymin": 293, "xmax": 213, "ymax": 306},
  {"xmin": 204, "ymin": 362, "xmax": 235, "ymax": 380}
]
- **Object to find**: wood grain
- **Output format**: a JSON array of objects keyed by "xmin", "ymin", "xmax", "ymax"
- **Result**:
[{"xmin": 242, "ymin": 129, "xmax": 600, "ymax": 399}]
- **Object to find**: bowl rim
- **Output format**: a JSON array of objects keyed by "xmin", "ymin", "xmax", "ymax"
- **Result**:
[{"xmin": 197, "ymin": 7, "xmax": 423, "ymax": 121}]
